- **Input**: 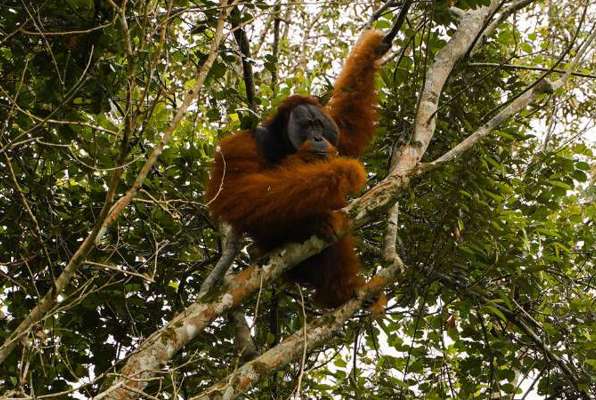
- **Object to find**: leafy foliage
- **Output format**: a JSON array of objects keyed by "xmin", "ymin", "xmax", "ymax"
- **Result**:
[{"xmin": 0, "ymin": 0, "xmax": 594, "ymax": 399}]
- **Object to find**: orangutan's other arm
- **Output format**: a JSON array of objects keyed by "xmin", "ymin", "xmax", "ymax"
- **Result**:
[{"xmin": 325, "ymin": 30, "xmax": 385, "ymax": 158}]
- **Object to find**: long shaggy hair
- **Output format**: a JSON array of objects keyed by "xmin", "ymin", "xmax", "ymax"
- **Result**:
[{"xmin": 206, "ymin": 30, "xmax": 384, "ymax": 307}]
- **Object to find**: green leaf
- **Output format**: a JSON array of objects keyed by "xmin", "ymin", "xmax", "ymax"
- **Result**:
[
  {"xmin": 334, "ymin": 358, "xmax": 347, "ymax": 368},
  {"xmin": 548, "ymin": 179, "xmax": 573, "ymax": 190},
  {"xmin": 484, "ymin": 304, "xmax": 508, "ymax": 322}
]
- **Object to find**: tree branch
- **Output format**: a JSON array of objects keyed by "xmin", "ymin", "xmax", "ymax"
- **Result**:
[
  {"xmin": 468, "ymin": 62, "xmax": 596, "ymax": 79},
  {"xmin": 190, "ymin": 256, "xmax": 405, "ymax": 400},
  {"xmin": 270, "ymin": 2, "xmax": 282, "ymax": 96},
  {"xmin": 96, "ymin": 0, "xmax": 235, "ymax": 242},
  {"xmin": 0, "ymin": 0, "xmax": 236, "ymax": 374},
  {"xmin": 418, "ymin": 25, "xmax": 596, "ymax": 174},
  {"xmin": 230, "ymin": 6, "xmax": 257, "ymax": 111},
  {"xmin": 474, "ymin": 0, "xmax": 538, "ymax": 53},
  {"xmin": 366, "ymin": 0, "xmax": 398, "ymax": 28},
  {"xmin": 380, "ymin": 1, "xmax": 413, "ymax": 51},
  {"xmin": 230, "ymin": 310, "xmax": 258, "ymax": 362},
  {"xmin": 366, "ymin": 0, "xmax": 501, "ymax": 225},
  {"xmin": 197, "ymin": 226, "xmax": 242, "ymax": 300},
  {"xmin": 408, "ymin": 0, "xmax": 500, "ymax": 160},
  {"xmin": 383, "ymin": 202, "xmax": 400, "ymax": 262},
  {"xmin": 95, "ymin": 231, "xmax": 332, "ymax": 399},
  {"xmin": 196, "ymin": 256, "xmax": 590, "ymax": 400},
  {"xmin": 92, "ymin": 6, "xmax": 594, "ymax": 398}
]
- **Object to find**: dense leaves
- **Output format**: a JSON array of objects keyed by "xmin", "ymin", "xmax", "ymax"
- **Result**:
[{"xmin": 0, "ymin": 0, "xmax": 594, "ymax": 399}]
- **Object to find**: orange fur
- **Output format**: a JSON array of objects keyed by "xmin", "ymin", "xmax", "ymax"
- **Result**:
[
  {"xmin": 326, "ymin": 30, "xmax": 384, "ymax": 158},
  {"xmin": 206, "ymin": 30, "xmax": 383, "ymax": 307},
  {"xmin": 368, "ymin": 293, "xmax": 388, "ymax": 320}
]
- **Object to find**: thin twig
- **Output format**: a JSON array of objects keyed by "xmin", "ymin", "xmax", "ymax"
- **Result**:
[
  {"xmin": 20, "ymin": 21, "xmax": 115, "ymax": 36},
  {"xmin": 366, "ymin": 0, "xmax": 398, "ymax": 28},
  {"xmin": 293, "ymin": 285, "xmax": 308, "ymax": 399},
  {"xmin": 467, "ymin": 62, "xmax": 596, "ymax": 79},
  {"xmin": 383, "ymin": 202, "xmax": 400, "ymax": 262},
  {"xmin": 84, "ymin": 261, "xmax": 154, "ymax": 283}
]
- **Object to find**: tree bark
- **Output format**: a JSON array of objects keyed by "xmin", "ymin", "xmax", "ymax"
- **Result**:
[{"xmin": 94, "ymin": 2, "xmax": 595, "ymax": 398}]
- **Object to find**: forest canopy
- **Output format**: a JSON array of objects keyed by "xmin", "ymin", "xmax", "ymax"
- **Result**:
[{"xmin": 0, "ymin": 0, "xmax": 594, "ymax": 399}]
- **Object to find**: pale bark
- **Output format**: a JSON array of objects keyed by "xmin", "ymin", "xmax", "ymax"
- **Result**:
[
  {"xmin": 401, "ymin": 0, "xmax": 500, "ymax": 168},
  {"xmin": 197, "ymin": 227, "xmax": 241, "ymax": 300},
  {"xmin": 96, "ymin": 233, "xmax": 331, "ymax": 400},
  {"xmin": 383, "ymin": 202, "xmax": 400, "ymax": 262},
  {"xmin": 420, "ymin": 26, "xmax": 596, "ymax": 173},
  {"xmin": 190, "ymin": 256, "xmax": 405, "ymax": 400}
]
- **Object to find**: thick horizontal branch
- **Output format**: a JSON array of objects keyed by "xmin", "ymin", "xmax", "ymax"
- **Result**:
[
  {"xmin": 98, "ymin": 140, "xmax": 422, "ymax": 400},
  {"xmin": 96, "ymin": 167, "xmax": 412, "ymax": 399},
  {"xmin": 97, "ymin": 233, "xmax": 332, "ymax": 399},
  {"xmin": 191, "ymin": 257, "xmax": 405, "ymax": 400}
]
